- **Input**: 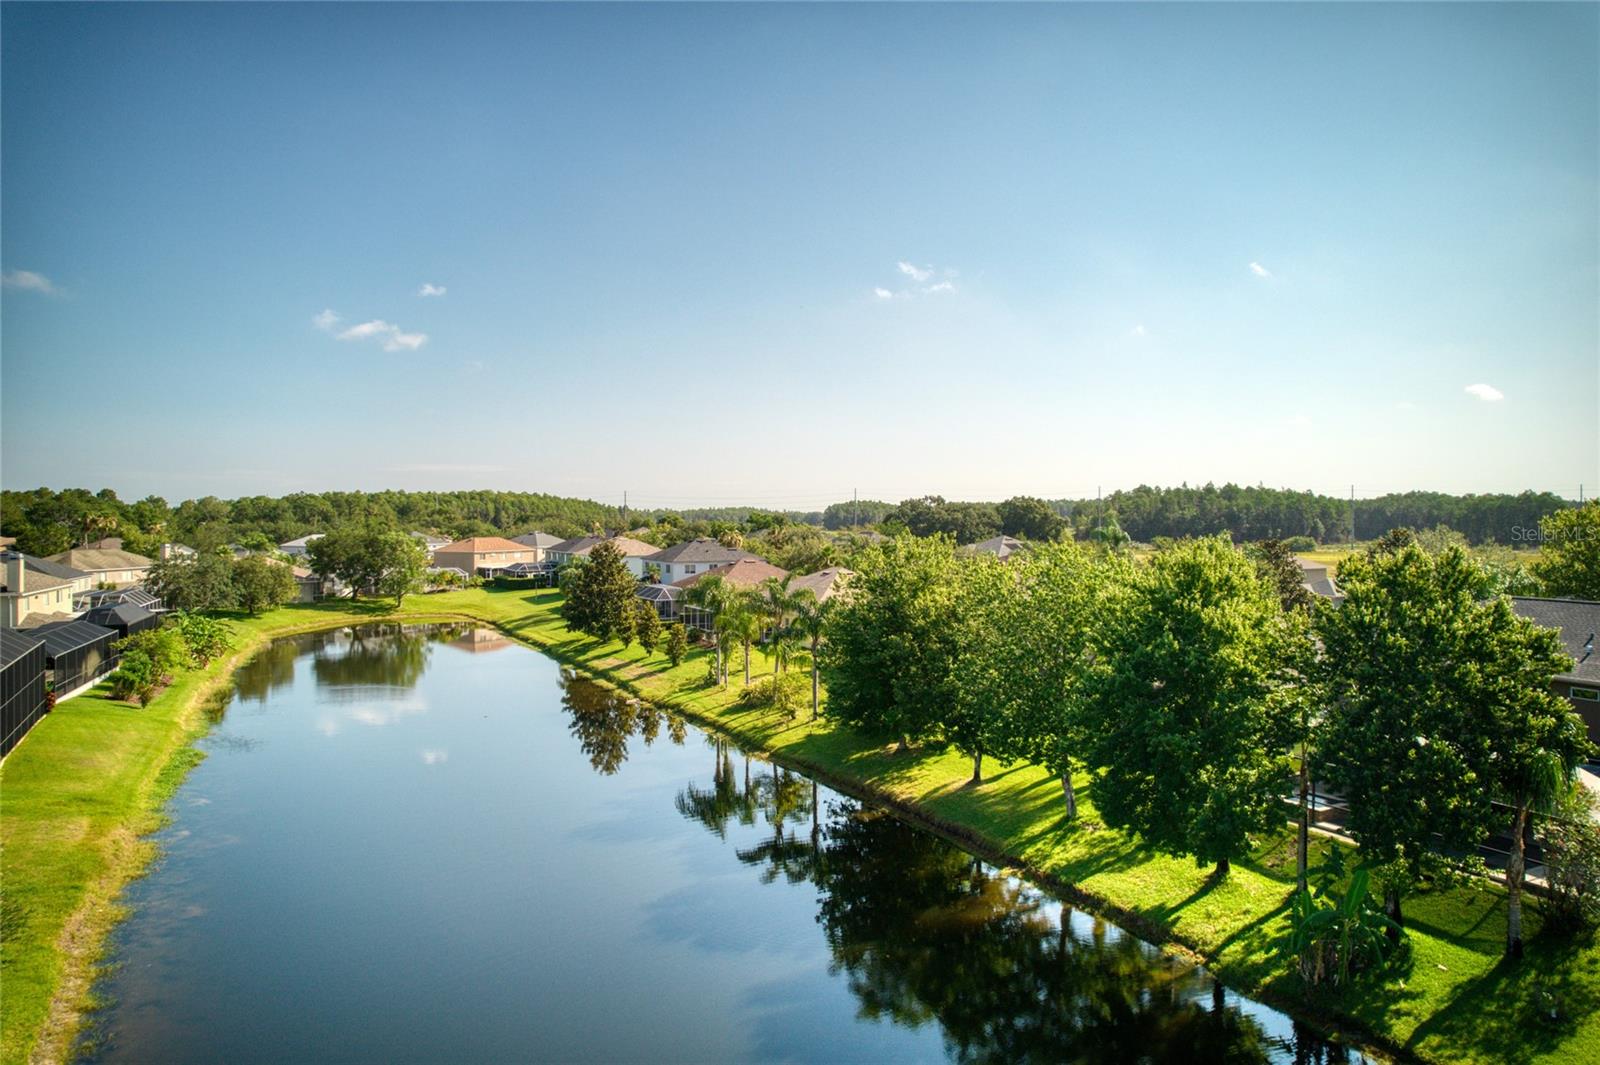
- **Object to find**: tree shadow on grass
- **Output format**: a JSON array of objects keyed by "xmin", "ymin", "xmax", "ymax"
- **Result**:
[{"xmin": 1402, "ymin": 930, "xmax": 1600, "ymax": 1065}]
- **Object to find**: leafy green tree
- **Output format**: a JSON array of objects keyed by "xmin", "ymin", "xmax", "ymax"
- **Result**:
[
  {"xmin": 665, "ymin": 622, "xmax": 689, "ymax": 667},
  {"xmin": 952, "ymin": 542, "xmax": 1113, "ymax": 810},
  {"xmin": 232, "ymin": 555, "xmax": 298, "ymax": 614},
  {"xmin": 997, "ymin": 496, "xmax": 1066, "ymax": 542},
  {"xmin": 1538, "ymin": 783, "xmax": 1600, "ymax": 932},
  {"xmin": 634, "ymin": 599, "xmax": 663, "ymax": 657},
  {"xmin": 1533, "ymin": 501, "xmax": 1600, "ymax": 598},
  {"xmin": 1079, "ymin": 537, "xmax": 1301, "ymax": 874},
  {"xmin": 941, "ymin": 554, "xmax": 1014, "ymax": 783},
  {"xmin": 1250, "ymin": 538, "xmax": 1314, "ymax": 614},
  {"xmin": 1479, "ymin": 604, "xmax": 1590, "ymax": 956},
  {"xmin": 172, "ymin": 612, "xmax": 234, "ymax": 667},
  {"xmin": 373, "ymin": 531, "xmax": 429, "ymax": 606},
  {"xmin": 147, "ymin": 551, "xmax": 238, "ymax": 612},
  {"xmin": 758, "ymin": 575, "xmax": 806, "ymax": 677},
  {"xmin": 561, "ymin": 540, "xmax": 637, "ymax": 640},
  {"xmin": 821, "ymin": 535, "xmax": 963, "ymax": 748},
  {"xmin": 1315, "ymin": 544, "xmax": 1559, "ymax": 934}
]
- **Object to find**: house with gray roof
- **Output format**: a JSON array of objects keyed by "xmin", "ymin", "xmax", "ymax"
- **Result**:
[
  {"xmin": 1512, "ymin": 597, "xmax": 1600, "ymax": 747},
  {"xmin": 1, "ymin": 551, "xmax": 93, "ymax": 629},
  {"xmin": 643, "ymin": 538, "xmax": 758, "ymax": 584},
  {"xmin": 510, "ymin": 531, "xmax": 564, "ymax": 561}
]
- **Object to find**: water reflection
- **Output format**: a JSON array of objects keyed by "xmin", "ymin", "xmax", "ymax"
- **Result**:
[
  {"xmin": 311, "ymin": 626, "xmax": 433, "ymax": 699},
  {"xmin": 666, "ymin": 759, "xmax": 1362, "ymax": 1064},
  {"xmin": 560, "ymin": 670, "xmax": 688, "ymax": 774}
]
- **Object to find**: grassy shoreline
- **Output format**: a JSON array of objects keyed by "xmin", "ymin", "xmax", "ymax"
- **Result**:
[{"xmin": 4, "ymin": 587, "xmax": 1597, "ymax": 1064}]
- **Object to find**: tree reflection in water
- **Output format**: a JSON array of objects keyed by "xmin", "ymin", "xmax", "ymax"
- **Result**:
[
  {"xmin": 672, "ymin": 778, "xmax": 1361, "ymax": 1065},
  {"xmin": 559, "ymin": 670, "xmax": 688, "ymax": 775},
  {"xmin": 309, "ymin": 625, "xmax": 440, "ymax": 701}
]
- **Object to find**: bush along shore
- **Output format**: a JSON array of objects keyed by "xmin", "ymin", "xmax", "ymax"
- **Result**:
[{"xmin": 4, "ymin": 586, "xmax": 1599, "ymax": 1065}]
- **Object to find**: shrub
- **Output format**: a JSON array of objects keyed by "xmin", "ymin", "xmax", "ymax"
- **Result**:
[
  {"xmin": 115, "ymin": 626, "xmax": 188, "ymax": 682},
  {"xmin": 108, "ymin": 650, "xmax": 158, "ymax": 707},
  {"xmin": 1282, "ymin": 863, "xmax": 1400, "ymax": 988},
  {"xmin": 174, "ymin": 611, "xmax": 234, "ymax": 667},
  {"xmin": 665, "ymin": 623, "xmax": 688, "ymax": 667},
  {"xmin": 1539, "ymin": 784, "xmax": 1600, "ymax": 932},
  {"xmin": 737, "ymin": 673, "xmax": 808, "ymax": 718},
  {"xmin": 1285, "ymin": 535, "xmax": 1317, "ymax": 552}
]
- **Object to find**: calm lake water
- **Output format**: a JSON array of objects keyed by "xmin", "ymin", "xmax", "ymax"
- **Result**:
[{"xmin": 84, "ymin": 624, "xmax": 1365, "ymax": 1063}]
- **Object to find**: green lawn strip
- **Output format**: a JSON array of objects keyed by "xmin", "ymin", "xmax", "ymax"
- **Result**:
[{"xmin": 5, "ymin": 587, "xmax": 1598, "ymax": 1065}]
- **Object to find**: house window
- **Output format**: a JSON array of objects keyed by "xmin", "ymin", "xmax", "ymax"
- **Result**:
[
  {"xmin": 685, "ymin": 565, "xmax": 696, "ymax": 575},
  {"xmin": 1572, "ymin": 687, "xmax": 1600, "ymax": 702}
]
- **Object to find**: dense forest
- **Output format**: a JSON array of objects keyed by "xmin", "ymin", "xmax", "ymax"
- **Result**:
[{"xmin": 0, "ymin": 482, "xmax": 1574, "ymax": 559}]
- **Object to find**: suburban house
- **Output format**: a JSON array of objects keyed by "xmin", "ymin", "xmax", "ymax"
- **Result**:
[
  {"xmin": 0, "ymin": 552, "xmax": 93, "ymax": 629},
  {"xmin": 1296, "ymin": 557, "xmax": 1344, "ymax": 602},
  {"xmin": 546, "ymin": 535, "xmax": 660, "ymax": 578},
  {"xmin": 411, "ymin": 532, "xmax": 452, "ymax": 559},
  {"xmin": 158, "ymin": 542, "xmax": 197, "ymax": 561},
  {"xmin": 788, "ymin": 567, "xmax": 854, "ymax": 604},
  {"xmin": 278, "ymin": 534, "xmax": 324, "ymax": 558},
  {"xmin": 45, "ymin": 539, "xmax": 153, "ymax": 588},
  {"xmin": 1512, "ymin": 597, "xmax": 1600, "ymax": 746},
  {"xmin": 672, "ymin": 558, "xmax": 792, "ymax": 631},
  {"xmin": 966, "ymin": 535, "xmax": 1026, "ymax": 561},
  {"xmin": 509, "ymin": 532, "xmax": 563, "ymax": 562},
  {"xmin": 26, "ymin": 619, "xmax": 120, "ymax": 701},
  {"xmin": 431, "ymin": 536, "xmax": 542, "ymax": 577},
  {"xmin": 643, "ymin": 538, "xmax": 759, "ymax": 584}
]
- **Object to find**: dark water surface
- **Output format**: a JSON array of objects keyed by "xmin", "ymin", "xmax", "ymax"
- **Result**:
[{"xmin": 85, "ymin": 625, "xmax": 1365, "ymax": 1064}]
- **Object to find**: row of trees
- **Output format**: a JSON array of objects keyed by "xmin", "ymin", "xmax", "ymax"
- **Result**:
[
  {"xmin": 819, "ymin": 532, "xmax": 1590, "ymax": 959},
  {"xmin": 881, "ymin": 495, "xmax": 1066, "ymax": 545},
  {"xmin": 147, "ymin": 551, "xmax": 301, "ymax": 614},
  {"xmin": 108, "ymin": 612, "xmax": 234, "ymax": 706},
  {"xmin": 305, "ymin": 525, "xmax": 430, "ymax": 606}
]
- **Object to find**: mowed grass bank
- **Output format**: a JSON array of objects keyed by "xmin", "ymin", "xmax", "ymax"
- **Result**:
[{"xmin": 5, "ymin": 586, "xmax": 1599, "ymax": 1064}]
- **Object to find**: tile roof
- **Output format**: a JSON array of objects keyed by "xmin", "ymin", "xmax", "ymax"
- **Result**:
[
  {"xmin": 673, "ymin": 558, "xmax": 791, "ymax": 590},
  {"xmin": 435, "ymin": 536, "xmax": 535, "ymax": 554},
  {"xmin": 966, "ymin": 536, "xmax": 1026, "ymax": 560},
  {"xmin": 645, "ymin": 538, "xmax": 759, "ymax": 565},
  {"xmin": 1512, "ymin": 597, "xmax": 1600, "ymax": 685},
  {"xmin": 549, "ymin": 535, "xmax": 658, "ymax": 558},
  {"xmin": 788, "ymin": 567, "xmax": 854, "ymax": 603},
  {"xmin": 46, "ymin": 547, "xmax": 154, "ymax": 572},
  {"xmin": 278, "ymin": 534, "xmax": 325, "ymax": 548},
  {"xmin": 511, "ymin": 531, "xmax": 563, "ymax": 549}
]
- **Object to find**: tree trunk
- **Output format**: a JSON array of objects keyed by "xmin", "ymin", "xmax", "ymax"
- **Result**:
[
  {"xmin": 811, "ymin": 665, "xmax": 820, "ymax": 721},
  {"xmin": 1507, "ymin": 801, "xmax": 1529, "ymax": 959},
  {"xmin": 1383, "ymin": 887, "xmax": 1404, "ymax": 943},
  {"xmin": 1061, "ymin": 773, "xmax": 1077, "ymax": 818},
  {"xmin": 1297, "ymin": 755, "xmax": 1310, "ymax": 895},
  {"xmin": 1216, "ymin": 856, "xmax": 1230, "ymax": 876},
  {"xmin": 971, "ymin": 750, "xmax": 983, "ymax": 784},
  {"xmin": 743, "ymin": 640, "xmax": 751, "ymax": 687}
]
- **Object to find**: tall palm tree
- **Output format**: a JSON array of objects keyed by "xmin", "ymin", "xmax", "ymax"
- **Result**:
[
  {"xmin": 725, "ymin": 592, "xmax": 765, "ymax": 687},
  {"xmin": 685, "ymin": 574, "xmax": 735, "ymax": 684},
  {"xmin": 791, "ymin": 591, "xmax": 834, "ymax": 720},
  {"xmin": 758, "ymin": 575, "xmax": 807, "ymax": 678},
  {"xmin": 1504, "ymin": 747, "xmax": 1573, "ymax": 958}
]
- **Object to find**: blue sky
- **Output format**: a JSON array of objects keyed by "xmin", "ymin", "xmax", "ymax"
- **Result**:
[{"xmin": 2, "ymin": 3, "xmax": 1595, "ymax": 508}]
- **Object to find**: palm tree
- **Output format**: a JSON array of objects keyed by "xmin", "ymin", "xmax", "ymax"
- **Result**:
[
  {"xmin": 792, "ymin": 591, "xmax": 834, "ymax": 720},
  {"xmin": 1504, "ymin": 747, "xmax": 1574, "ymax": 958},
  {"xmin": 685, "ymin": 574, "xmax": 735, "ymax": 684},
  {"xmin": 725, "ymin": 595, "xmax": 765, "ymax": 687},
  {"xmin": 758, "ymin": 575, "xmax": 807, "ymax": 678}
]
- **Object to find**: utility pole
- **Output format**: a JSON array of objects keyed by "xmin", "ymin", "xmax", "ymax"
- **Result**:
[
  {"xmin": 852, "ymin": 487, "xmax": 858, "ymax": 530},
  {"xmin": 622, "ymin": 490, "xmax": 628, "ymax": 531},
  {"xmin": 1349, "ymin": 484, "xmax": 1355, "ymax": 543}
]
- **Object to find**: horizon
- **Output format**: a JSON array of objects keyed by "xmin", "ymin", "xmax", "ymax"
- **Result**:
[{"xmin": 3, "ymin": 3, "xmax": 1596, "ymax": 502}]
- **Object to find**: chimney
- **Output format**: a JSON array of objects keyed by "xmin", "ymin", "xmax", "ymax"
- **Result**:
[{"xmin": 2, "ymin": 552, "xmax": 23, "ymax": 594}]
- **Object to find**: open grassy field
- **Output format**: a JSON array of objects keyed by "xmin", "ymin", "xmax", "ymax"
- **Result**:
[{"xmin": 4, "ymin": 585, "xmax": 1598, "ymax": 1064}]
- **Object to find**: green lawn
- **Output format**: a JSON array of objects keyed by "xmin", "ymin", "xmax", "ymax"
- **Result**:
[{"xmin": 4, "ymin": 586, "xmax": 1598, "ymax": 1064}]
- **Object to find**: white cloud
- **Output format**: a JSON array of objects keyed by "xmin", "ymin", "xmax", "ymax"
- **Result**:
[
  {"xmin": 1249, "ymin": 261, "xmax": 1272, "ymax": 279},
  {"xmin": 897, "ymin": 261, "xmax": 932, "ymax": 283},
  {"xmin": 418, "ymin": 282, "xmax": 447, "ymax": 297},
  {"xmin": 1464, "ymin": 382, "xmax": 1505, "ymax": 402},
  {"xmin": 1130, "ymin": 324, "xmax": 1147, "ymax": 338},
  {"xmin": 873, "ymin": 287, "xmax": 894, "ymax": 300},
  {"xmin": 924, "ymin": 281, "xmax": 955, "ymax": 294},
  {"xmin": 312, "ymin": 308, "xmax": 342, "ymax": 331},
  {"xmin": 421, "ymin": 749, "xmax": 449, "ymax": 765},
  {"xmin": 336, "ymin": 319, "xmax": 428, "ymax": 352},
  {"xmin": 2, "ymin": 269, "xmax": 58, "ymax": 294}
]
